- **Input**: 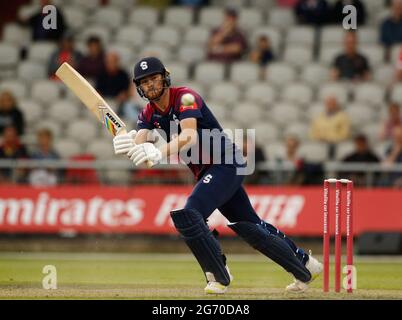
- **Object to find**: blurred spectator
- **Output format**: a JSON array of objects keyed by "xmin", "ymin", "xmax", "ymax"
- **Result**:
[
  {"xmin": 343, "ymin": 134, "xmax": 379, "ymax": 163},
  {"xmin": 29, "ymin": 128, "xmax": 61, "ymax": 186},
  {"xmin": 48, "ymin": 32, "xmax": 82, "ymax": 78},
  {"xmin": 207, "ymin": 7, "xmax": 248, "ymax": 63},
  {"xmin": 0, "ymin": 126, "xmax": 29, "ymax": 183},
  {"xmin": 242, "ymin": 135, "xmax": 266, "ymax": 184},
  {"xmin": 310, "ymin": 96, "xmax": 351, "ymax": 158},
  {"xmin": 117, "ymin": 83, "xmax": 144, "ymax": 125},
  {"xmin": 277, "ymin": 0, "xmax": 299, "ymax": 7},
  {"xmin": 276, "ymin": 135, "xmax": 305, "ymax": 185},
  {"xmin": 331, "ymin": 0, "xmax": 366, "ymax": 25},
  {"xmin": 96, "ymin": 52, "xmax": 130, "ymax": 103},
  {"xmin": 173, "ymin": 0, "xmax": 209, "ymax": 6},
  {"xmin": 0, "ymin": 91, "xmax": 25, "ymax": 136},
  {"xmin": 249, "ymin": 35, "xmax": 275, "ymax": 67},
  {"xmin": 77, "ymin": 36, "xmax": 106, "ymax": 80},
  {"xmin": 295, "ymin": 0, "xmax": 330, "ymax": 26},
  {"xmin": 382, "ymin": 126, "xmax": 402, "ymax": 187},
  {"xmin": 342, "ymin": 134, "xmax": 380, "ymax": 186},
  {"xmin": 331, "ymin": 31, "xmax": 371, "ymax": 81},
  {"xmin": 379, "ymin": 102, "xmax": 402, "ymax": 141},
  {"xmin": 380, "ymin": 0, "xmax": 402, "ymax": 50},
  {"xmin": 19, "ymin": 0, "xmax": 67, "ymax": 42}
]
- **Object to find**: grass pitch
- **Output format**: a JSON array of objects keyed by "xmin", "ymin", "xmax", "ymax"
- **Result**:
[{"xmin": 0, "ymin": 252, "xmax": 401, "ymax": 299}]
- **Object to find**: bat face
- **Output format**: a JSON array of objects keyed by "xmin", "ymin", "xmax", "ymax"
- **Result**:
[
  {"xmin": 55, "ymin": 62, "xmax": 126, "ymax": 137},
  {"xmin": 99, "ymin": 106, "xmax": 126, "ymax": 136}
]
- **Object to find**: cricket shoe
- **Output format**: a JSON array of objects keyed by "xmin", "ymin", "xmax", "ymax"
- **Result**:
[
  {"xmin": 285, "ymin": 251, "xmax": 323, "ymax": 293},
  {"xmin": 204, "ymin": 266, "xmax": 234, "ymax": 295}
]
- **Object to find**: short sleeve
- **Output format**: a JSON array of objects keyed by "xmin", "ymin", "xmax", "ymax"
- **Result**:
[
  {"xmin": 177, "ymin": 90, "xmax": 203, "ymax": 121},
  {"xmin": 136, "ymin": 108, "xmax": 154, "ymax": 130}
]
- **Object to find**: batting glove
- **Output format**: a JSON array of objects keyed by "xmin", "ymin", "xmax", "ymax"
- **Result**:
[
  {"xmin": 113, "ymin": 130, "xmax": 137, "ymax": 155},
  {"xmin": 127, "ymin": 143, "xmax": 162, "ymax": 166}
]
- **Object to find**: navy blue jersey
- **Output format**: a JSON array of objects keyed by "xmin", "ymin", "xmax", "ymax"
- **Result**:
[{"xmin": 137, "ymin": 87, "xmax": 244, "ymax": 179}]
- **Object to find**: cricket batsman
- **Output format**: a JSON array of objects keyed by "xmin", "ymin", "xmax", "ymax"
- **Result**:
[{"xmin": 112, "ymin": 57, "xmax": 323, "ymax": 294}]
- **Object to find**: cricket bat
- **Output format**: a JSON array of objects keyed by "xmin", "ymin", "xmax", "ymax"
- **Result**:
[{"xmin": 55, "ymin": 62, "xmax": 153, "ymax": 167}]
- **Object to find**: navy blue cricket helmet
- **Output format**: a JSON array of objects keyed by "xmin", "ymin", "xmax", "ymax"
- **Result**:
[{"xmin": 133, "ymin": 57, "xmax": 171, "ymax": 100}]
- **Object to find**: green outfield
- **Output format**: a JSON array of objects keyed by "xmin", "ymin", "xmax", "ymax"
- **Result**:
[{"xmin": 0, "ymin": 252, "xmax": 401, "ymax": 299}]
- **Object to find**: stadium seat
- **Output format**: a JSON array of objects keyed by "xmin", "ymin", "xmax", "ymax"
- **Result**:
[
  {"xmin": 299, "ymin": 142, "xmax": 328, "ymax": 163},
  {"xmin": 0, "ymin": 80, "xmax": 27, "ymax": 98},
  {"xmin": 184, "ymin": 26, "xmax": 210, "ymax": 46},
  {"xmin": 17, "ymin": 3, "xmax": 39, "ymax": 21},
  {"xmin": 250, "ymin": 0, "xmax": 275, "ymax": 8},
  {"xmin": 35, "ymin": 119, "xmax": 63, "ymax": 137},
  {"xmin": 18, "ymin": 100, "xmax": 42, "ymax": 124},
  {"xmin": 281, "ymin": 83, "xmax": 314, "ymax": 107},
  {"xmin": 373, "ymin": 64, "xmax": 394, "ymax": 86},
  {"xmin": 264, "ymin": 141, "xmax": 286, "ymax": 161},
  {"xmin": 254, "ymin": 121, "xmax": 280, "ymax": 145},
  {"xmin": 129, "ymin": 7, "xmax": 159, "ymax": 28},
  {"xmin": 72, "ymin": 0, "xmax": 100, "ymax": 10},
  {"xmin": 28, "ymin": 42, "xmax": 57, "ymax": 63},
  {"xmin": 358, "ymin": 27, "xmax": 379, "ymax": 45},
  {"xmin": 79, "ymin": 25, "xmax": 111, "ymax": 44},
  {"xmin": 268, "ymin": 8, "xmax": 295, "ymax": 30},
  {"xmin": 230, "ymin": 62, "xmax": 260, "ymax": 85},
  {"xmin": 285, "ymin": 123, "xmax": 310, "ymax": 141},
  {"xmin": 244, "ymin": 82, "xmax": 277, "ymax": 105},
  {"xmin": 165, "ymin": 62, "xmax": 189, "ymax": 84},
  {"xmin": 286, "ymin": 27, "xmax": 315, "ymax": 47},
  {"xmin": 208, "ymin": 82, "xmax": 240, "ymax": 105},
  {"xmin": 0, "ymin": 43, "xmax": 19, "ymax": 69},
  {"xmin": 177, "ymin": 44, "xmax": 205, "ymax": 64},
  {"xmin": 238, "ymin": 8, "xmax": 264, "ymax": 31},
  {"xmin": 319, "ymin": 45, "xmax": 342, "ymax": 65},
  {"xmin": 373, "ymin": 141, "xmax": 390, "ymax": 159},
  {"xmin": 321, "ymin": 26, "xmax": 344, "ymax": 45},
  {"xmin": 232, "ymin": 103, "xmax": 265, "ymax": 126},
  {"xmin": 151, "ymin": 26, "xmax": 181, "ymax": 48},
  {"xmin": 307, "ymin": 102, "xmax": 325, "ymax": 118},
  {"xmin": 252, "ymin": 27, "xmax": 282, "ymax": 54},
  {"xmin": 116, "ymin": 26, "xmax": 146, "ymax": 49},
  {"xmin": 2, "ymin": 23, "xmax": 30, "ymax": 45},
  {"xmin": 164, "ymin": 7, "xmax": 194, "ymax": 29},
  {"xmin": 66, "ymin": 120, "xmax": 99, "ymax": 144},
  {"xmin": 346, "ymin": 104, "xmax": 375, "ymax": 127},
  {"xmin": 318, "ymin": 83, "xmax": 349, "ymax": 105},
  {"xmin": 63, "ymin": 6, "xmax": 86, "ymax": 30},
  {"xmin": 199, "ymin": 7, "xmax": 224, "ymax": 28},
  {"xmin": 359, "ymin": 45, "xmax": 384, "ymax": 67},
  {"xmin": 31, "ymin": 80, "xmax": 61, "ymax": 105},
  {"xmin": 108, "ymin": 43, "xmax": 133, "ymax": 68},
  {"xmin": 109, "ymin": 0, "xmax": 135, "ymax": 9},
  {"xmin": 93, "ymin": 7, "xmax": 124, "ymax": 30},
  {"xmin": 139, "ymin": 44, "xmax": 171, "ymax": 62},
  {"xmin": 55, "ymin": 139, "xmax": 82, "ymax": 158},
  {"xmin": 48, "ymin": 100, "xmax": 80, "ymax": 124},
  {"xmin": 335, "ymin": 141, "xmax": 355, "ymax": 161},
  {"xmin": 265, "ymin": 63, "xmax": 297, "ymax": 87},
  {"xmin": 17, "ymin": 61, "xmax": 46, "ymax": 81},
  {"xmin": 354, "ymin": 82, "xmax": 386, "ymax": 106},
  {"xmin": 86, "ymin": 139, "xmax": 115, "ymax": 160},
  {"xmin": 270, "ymin": 103, "xmax": 301, "ymax": 127},
  {"xmin": 390, "ymin": 84, "xmax": 402, "ymax": 104},
  {"xmin": 283, "ymin": 46, "xmax": 313, "ymax": 68},
  {"xmin": 179, "ymin": 81, "xmax": 205, "ymax": 97},
  {"xmin": 301, "ymin": 63, "xmax": 330, "ymax": 88},
  {"xmin": 206, "ymin": 101, "xmax": 227, "ymax": 120},
  {"xmin": 194, "ymin": 62, "xmax": 225, "ymax": 85},
  {"xmin": 361, "ymin": 122, "xmax": 381, "ymax": 143}
]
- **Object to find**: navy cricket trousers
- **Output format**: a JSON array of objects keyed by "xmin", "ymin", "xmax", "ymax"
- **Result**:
[{"xmin": 184, "ymin": 164, "xmax": 261, "ymax": 224}]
